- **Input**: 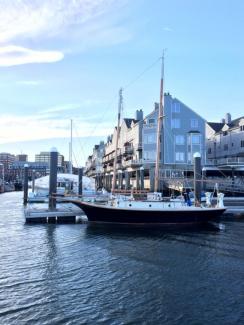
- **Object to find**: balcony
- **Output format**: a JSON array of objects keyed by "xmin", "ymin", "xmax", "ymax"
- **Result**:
[
  {"xmin": 207, "ymin": 157, "xmax": 244, "ymax": 166},
  {"xmin": 122, "ymin": 146, "xmax": 134, "ymax": 155},
  {"xmin": 124, "ymin": 159, "xmax": 144, "ymax": 167},
  {"xmin": 134, "ymin": 143, "xmax": 143, "ymax": 150}
]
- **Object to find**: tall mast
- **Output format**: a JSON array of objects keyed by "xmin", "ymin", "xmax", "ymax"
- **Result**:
[
  {"xmin": 111, "ymin": 88, "xmax": 123, "ymax": 194},
  {"xmin": 69, "ymin": 119, "xmax": 73, "ymax": 174},
  {"xmin": 154, "ymin": 52, "xmax": 165, "ymax": 192}
]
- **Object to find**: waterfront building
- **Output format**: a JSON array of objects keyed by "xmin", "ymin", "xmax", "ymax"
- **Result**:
[
  {"xmin": 142, "ymin": 93, "xmax": 206, "ymax": 189},
  {"xmin": 16, "ymin": 154, "xmax": 28, "ymax": 162},
  {"xmin": 85, "ymin": 93, "xmax": 206, "ymax": 191},
  {"xmin": 206, "ymin": 113, "xmax": 244, "ymax": 166},
  {"xmin": 0, "ymin": 153, "xmax": 16, "ymax": 181},
  {"xmin": 35, "ymin": 151, "xmax": 64, "ymax": 172},
  {"xmin": 101, "ymin": 110, "xmax": 143, "ymax": 190},
  {"xmin": 85, "ymin": 141, "xmax": 105, "ymax": 188},
  {"xmin": 8, "ymin": 161, "xmax": 48, "ymax": 181},
  {"xmin": 205, "ymin": 113, "xmax": 244, "ymax": 193}
]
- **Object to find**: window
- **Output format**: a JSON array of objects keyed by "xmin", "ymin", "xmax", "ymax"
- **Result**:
[
  {"xmin": 144, "ymin": 151, "xmax": 155, "ymax": 160},
  {"xmin": 223, "ymin": 131, "xmax": 228, "ymax": 136},
  {"xmin": 172, "ymin": 102, "xmax": 180, "ymax": 113},
  {"xmin": 192, "ymin": 134, "xmax": 201, "ymax": 145},
  {"xmin": 240, "ymin": 125, "xmax": 244, "ymax": 131},
  {"xmin": 208, "ymin": 148, "xmax": 212, "ymax": 154},
  {"xmin": 175, "ymin": 152, "xmax": 185, "ymax": 162},
  {"xmin": 241, "ymin": 140, "xmax": 244, "ymax": 147},
  {"xmin": 148, "ymin": 118, "xmax": 155, "ymax": 124},
  {"xmin": 191, "ymin": 119, "xmax": 198, "ymax": 128},
  {"xmin": 171, "ymin": 118, "xmax": 180, "ymax": 129},
  {"xmin": 175, "ymin": 135, "xmax": 185, "ymax": 145},
  {"xmin": 224, "ymin": 144, "xmax": 228, "ymax": 151},
  {"xmin": 144, "ymin": 133, "xmax": 156, "ymax": 144}
]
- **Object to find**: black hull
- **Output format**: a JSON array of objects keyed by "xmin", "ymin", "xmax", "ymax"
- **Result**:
[{"xmin": 72, "ymin": 201, "xmax": 226, "ymax": 225}]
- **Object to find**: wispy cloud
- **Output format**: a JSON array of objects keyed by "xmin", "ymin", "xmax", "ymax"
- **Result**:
[
  {"xmin": 41, "ymin": 104, "xmax": 82, "ymax": 114},
  {"xmin": 0, "ymin": 45, "xmax": 63, "ymax": 67},
  {"xmin": 0, "ymin": 99, "xmax": 112, "ymax": 143},
  {"xmin": 163, "ymin": 26, "xmax": 173, "ymax": 32},
  {"xmin": 0, "ymin": 112, "xmax": 111, "ymax": 143},
  {"xmin": 0, "ymin": 0, "xmax": 120, "ymax": 43},
  {"xmin": 0, "ymin": 0, "xmax": 130, "ymax": 66},
  {"xmin": 16, "ymin": 80, "xmax": 43, "ymax": 86}
]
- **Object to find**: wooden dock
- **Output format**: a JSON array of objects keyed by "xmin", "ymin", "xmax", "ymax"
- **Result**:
[{"xmin": 24, "ymin": 203, "xmax": 85, "ymax": 223}]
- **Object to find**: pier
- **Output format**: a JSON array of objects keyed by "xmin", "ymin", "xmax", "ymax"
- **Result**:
[{"xmin": 24, "ymin": 203, "xmax": 85, "ymax": 223}]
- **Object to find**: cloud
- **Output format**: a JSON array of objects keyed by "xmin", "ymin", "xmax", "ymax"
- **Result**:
[
  {"xmin": 0, "ymin": 1, "xmax": 130, "ymax": 66},
  {"xmin": 163, "ymin": 26, "xmax": 173, "ymax": 32},
  {"xmin": 16, "ymin": 80, "xmax": 43, "ymax": 86},
  {"xmin": 0, "ymin": 45, "xmax": 63, "ymax": 67},
  {"xmin": 41, "ymin": 104, "xmax": 81, "ymax": 114},
  {"xmin": 0, "ymin": 1, "xmax": 131, "ymax": 47},
  {"xmin": 0, "ymin": 100, "xmax": 113, "ymax": 144}
]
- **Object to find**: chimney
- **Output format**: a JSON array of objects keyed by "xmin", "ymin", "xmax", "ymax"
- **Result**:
[
  {"xmin": 135, "ymin": 109, "xmax": 143, "ymax": 121},
  {"xmin": 154, "ymin": 102, "xmax": 159, "ymax": 111},
  {"xmin": 225, "ymin": 113, "xmax": 231, "ymax": 124}
]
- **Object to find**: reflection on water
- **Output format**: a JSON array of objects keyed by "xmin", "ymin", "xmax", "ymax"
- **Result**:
[{"xmin": 0, "ymin": 192, "xmax": 244, "ymax": 324}]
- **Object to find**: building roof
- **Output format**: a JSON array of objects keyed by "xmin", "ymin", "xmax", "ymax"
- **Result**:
[
  {"xmin": 208, "ymin": 122, "xmax": 225, "ymax": 132},
  {"xmin": 229, "ymin": 116, "xmax": 244, "ymax": 128},
  {"xmin": 123, "ymin": 118, "xmax": 138, "ymax": 128},
  {"xmin": 208, "ymin": 116, "xmax": 244, "ymax": 133}
]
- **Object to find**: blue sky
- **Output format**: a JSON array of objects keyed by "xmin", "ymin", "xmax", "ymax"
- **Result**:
[{"xmin": 0, "ymin": 0, "xmax": 244, "ymax": 165}]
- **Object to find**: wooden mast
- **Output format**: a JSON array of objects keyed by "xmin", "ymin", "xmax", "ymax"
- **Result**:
[
  {"xmin": 154, "ymin": 53, "xmax": 165, "ymax": 192},
  {"xmin": 111, "ymin": 88, "xmax": 123, "ymax": 194}
]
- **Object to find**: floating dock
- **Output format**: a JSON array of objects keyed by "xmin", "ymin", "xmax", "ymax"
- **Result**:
[{"xmin": 24, "ymin": 203, "xmax": 85, "ymax": 224}]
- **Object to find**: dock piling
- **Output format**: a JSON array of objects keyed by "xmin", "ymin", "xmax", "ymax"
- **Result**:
[
  {"xmin": 194, "ymin": 152, "xmax": 202, "ymax": 206},
  {"xmin": 23, "ymin": 164, "xmax": 29, "ymax": 205},
  {"xmin": 49, "ymin": 148, "xmax": 58, "ymax": 210}
]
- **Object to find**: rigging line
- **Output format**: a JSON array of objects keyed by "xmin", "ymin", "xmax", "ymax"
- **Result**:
[
  {"xmin": 84, "ymin": 56, "xmax": 162, "ymax": 141},
  {"xmin": 73, "ymin": 122, "xmax": 90, "ymax": 166},
  {"xmin": 73, "ymin": 125, "xmax": 88, "ymax": 163},
  {"xmin": 123, "ymin": 57, "xmax": 161, "ymax": 91},
  {"xmin": 77, "ymin": 95, "xmax": 118, "ymax": 145},
  {"xmin": 82, "ymin": 56, "xmax": 161, "ymax": 139},
  {"xmin": 72, "ymin": 148, "xmax": 79, "ymax": 168}
]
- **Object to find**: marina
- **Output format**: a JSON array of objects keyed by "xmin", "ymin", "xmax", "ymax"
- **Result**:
[
  {"xmin": 1, "ymin": 1, "xmax": 244, "ymax": 323},
  {"xmin": 0, "ymin": 191, "xmax": 244, "ymax": 324}
]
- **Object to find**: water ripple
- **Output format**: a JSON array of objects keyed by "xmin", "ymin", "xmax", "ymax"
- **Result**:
[{"xmin": 0, "ymin": 192, "xmax": 244, "ymax": 324}]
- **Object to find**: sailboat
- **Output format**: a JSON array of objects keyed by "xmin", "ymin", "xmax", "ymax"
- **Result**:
[{"xmin": 71, "ymin": 54, "xmax": 226, "ymax": 225}]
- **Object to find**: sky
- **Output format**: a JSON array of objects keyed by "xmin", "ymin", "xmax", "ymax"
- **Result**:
[{"xmin": 0, "ymin": 0, "xmax": 244, "ymax": 166}]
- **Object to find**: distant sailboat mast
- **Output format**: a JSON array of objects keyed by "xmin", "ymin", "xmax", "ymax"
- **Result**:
[
  {"xmin": 111, "ymin": 88, "xmax": 123, "ymax": 194},
  {"xmin": 69, "ymin": 119, "xmax": 73, "ymax": 174},
  {"xmin": 154, "ymin": 53, "xmax": 165, "ymax": 192}
]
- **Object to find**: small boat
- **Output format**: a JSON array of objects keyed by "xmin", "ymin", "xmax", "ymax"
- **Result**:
[
  {"xmin": 71, "ymin": 193, "xmax": 225, "ymax": 225},
  {"xmin": 70, "ymin": 54, "xmax": 226, "ymax": 225}
]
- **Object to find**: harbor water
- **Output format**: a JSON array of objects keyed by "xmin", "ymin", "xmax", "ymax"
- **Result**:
[{"xmin": 0, "ymin": 192, "xmax": 244, "ymax": 324}]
